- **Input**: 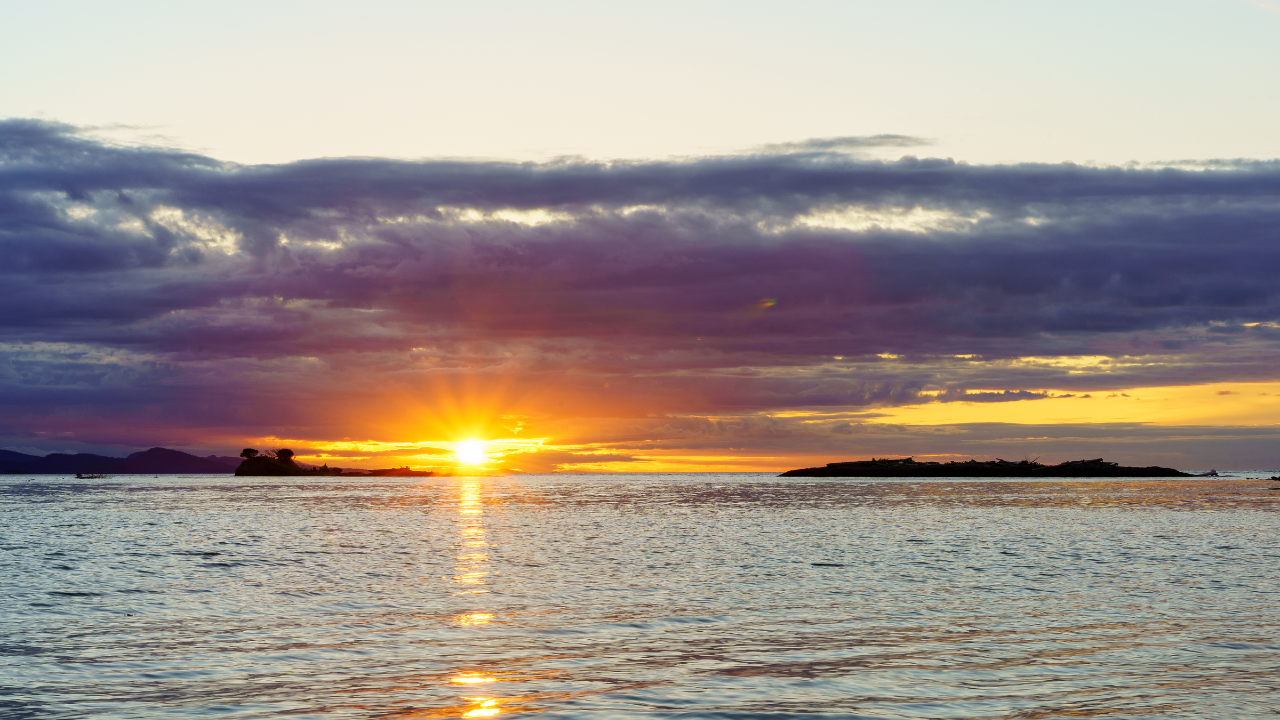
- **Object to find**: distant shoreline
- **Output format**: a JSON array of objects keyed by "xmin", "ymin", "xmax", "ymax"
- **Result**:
[{"xmin": 780, "ymin": 457, "xmax": 1197, "ymax": 478}]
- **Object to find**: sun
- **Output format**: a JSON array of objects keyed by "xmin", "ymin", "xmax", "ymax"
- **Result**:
[{"xmin": 455, "ymin": 440, "xmax": 488, "ymax": 466}]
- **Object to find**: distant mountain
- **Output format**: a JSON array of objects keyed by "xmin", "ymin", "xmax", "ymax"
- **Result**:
[
  {"xmin": 204, "ymin": 456, "xmax": 244, "ymax": 470},
  {"xmin": 124, "ymin": 448, "xmax": 238, "ymax": 474},
  {"xmin": 26, "ymin": 453, "xmax": 128, "ymax": 474},
  {"xmin": 0, "ymin": 449, "xmax": 42, "ymax": 474},
  {"xmin": 0, "ymin": 450, "xmax": 41, "ymax": 464},
  {"xmin": 1, "ymin": 447, "xmax": 237, "ymax": 475}
]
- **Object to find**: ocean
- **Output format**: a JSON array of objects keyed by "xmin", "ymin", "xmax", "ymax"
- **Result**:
[{"xmin": 2, "ymin": 473, "xmax": 1278, "ymax": 719}]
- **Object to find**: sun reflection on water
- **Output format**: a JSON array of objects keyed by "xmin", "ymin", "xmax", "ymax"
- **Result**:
[
  {"xmin": 459, "ymin": 482, "xmax": 484, "ymax": 514},
  {"xmin": 453, "ymin": 481, "xmax": 490, "ymax": 593},
  {"xmin": 462, "ymin": 699, "xmax": 500, "ymax": 718},
  {"xmin": 450, "ymin": 480, "xmax": 506, "ymax": 717},
  {"xmin": 455, "ymin": 613, "xmax": 493, "ymax": 626}
]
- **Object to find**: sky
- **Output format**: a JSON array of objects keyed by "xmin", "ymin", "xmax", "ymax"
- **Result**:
[{"xmin": 1, "ymin": 1, "xmax": 1279, "ymax": 471}]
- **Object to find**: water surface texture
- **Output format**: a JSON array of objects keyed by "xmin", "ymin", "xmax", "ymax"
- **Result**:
[{"xmin": 2, "ymin": 473, "xmax": 1279, "ymax": 719}]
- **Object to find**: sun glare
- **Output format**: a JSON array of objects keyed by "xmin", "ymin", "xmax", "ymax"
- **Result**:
[
  {"xmin": 455, "ymin": 440, "xmax": 488, "ymax": 465},
  {"xmin": 463, "ymin": 699, "xmax": 501, "ymax": 718}
]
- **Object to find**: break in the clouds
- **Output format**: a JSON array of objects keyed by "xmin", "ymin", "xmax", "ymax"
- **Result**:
[
  {"xmin": 756, "ymin": 134, "xmax": 931, "ymax": 154},
  {"xmin": 2, "ymin": 119, "xmax": 1279, "ymax": 465}
]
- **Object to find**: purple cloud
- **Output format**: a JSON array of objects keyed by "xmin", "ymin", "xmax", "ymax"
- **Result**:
[{"xmin": 2, "ymin": 119, "xmax": 1279, "ymax": 455}]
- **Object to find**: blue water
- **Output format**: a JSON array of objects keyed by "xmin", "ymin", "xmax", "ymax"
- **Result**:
[{"xmin": 2, "ymin": 473, "xmax": 1278, "ymax": 719}]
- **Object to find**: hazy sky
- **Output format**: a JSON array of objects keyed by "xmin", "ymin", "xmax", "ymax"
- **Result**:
[
  {"xmin": 2, "ymin": 1, "xmax": 1279, "ymax": 471},
  {"xmin": 3, "ymin": 0, "xmax": 1278, "ymax": 165}
]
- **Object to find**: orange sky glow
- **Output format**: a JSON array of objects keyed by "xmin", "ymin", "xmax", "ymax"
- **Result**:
[{"xmin": 242, "ymin": 380, "xmax": 1280, "ymax": 473}]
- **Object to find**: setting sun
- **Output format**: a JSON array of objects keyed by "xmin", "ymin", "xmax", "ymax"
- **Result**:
[{"xmin": 455, "ymin": 440, "xmax": 488, "ymax": 466}]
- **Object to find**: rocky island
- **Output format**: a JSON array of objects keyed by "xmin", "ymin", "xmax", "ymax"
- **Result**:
[
  {"xmin": 780, "ymin": 457, "xmax": 1194, "ymax": 478},
  {"xmin": 233, "ymin": 449, "xmax": 441, "ymax": 476},
  {"xmin": 234, "ymin": 448, "xmax": 343, "ymax": 476}
]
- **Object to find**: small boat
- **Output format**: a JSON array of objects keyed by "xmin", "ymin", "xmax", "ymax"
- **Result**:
[{"xmin": 75, "ymin": 473, "xmax": 109, "ymax": 479}]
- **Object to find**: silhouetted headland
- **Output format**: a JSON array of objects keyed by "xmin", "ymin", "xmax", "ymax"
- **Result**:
[
  {"xmin": 0, "ymin": 444, "xmax": 442, "ymax": 477},
  {"xmin": 1, "ymin": 447, "xmax": 239, "ymax": 475},
  {"xmin": 780, "ymin": 457, "xmax": 1194, "ymax": 478}
]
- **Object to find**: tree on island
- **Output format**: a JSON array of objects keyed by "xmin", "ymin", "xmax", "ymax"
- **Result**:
[{"xmin": 234, "ymin": 447, "xmax": 340, "ymax": 476}]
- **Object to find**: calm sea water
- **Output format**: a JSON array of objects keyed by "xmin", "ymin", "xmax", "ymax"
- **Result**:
[{"xmin": 2, "ymin": 472, "xmax": 1279, "ymax": 720}]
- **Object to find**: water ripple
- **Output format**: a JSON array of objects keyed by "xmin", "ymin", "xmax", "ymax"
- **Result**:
[{"xmin": 1, "ymin": 474, "xmax": 1278, "ymax": 718}]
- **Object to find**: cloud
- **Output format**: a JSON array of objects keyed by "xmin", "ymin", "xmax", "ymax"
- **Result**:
[
  {"xmin": 934, "ymin": 390, "xmax": 1057, "ymax": 403},
  {"xmin": 756, "ymin": 135, "xmax": 931, "ymax": 154},
  {"xmin": 504, "ymin": 449, "xmax": 643, "ymax": 473},
  {"xmin": 2, "ymin": 118, "xmax": 1280, "ymax": 456}
]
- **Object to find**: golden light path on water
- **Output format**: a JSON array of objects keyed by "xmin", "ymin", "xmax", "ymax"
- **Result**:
[{"xmin": 450, "ymin": 478, "xmax": 504, "ymax": 719}]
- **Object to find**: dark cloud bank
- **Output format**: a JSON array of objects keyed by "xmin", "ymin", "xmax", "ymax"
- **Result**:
[{"xmin": 2, "ymin": 119, "xmax": 1279, "ymax": 465}]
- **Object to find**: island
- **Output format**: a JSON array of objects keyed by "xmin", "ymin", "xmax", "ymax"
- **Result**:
[
  {"xmin": 779, "ymin": 457, "xmax": 1194, "ymax": 478},
  {"xmin": 234, "ymin": 448, "xmax": 343, "ymax": 476},
  {"xmin": 233, "ymin": 449, "xmax": 443, "ymax": 477}
]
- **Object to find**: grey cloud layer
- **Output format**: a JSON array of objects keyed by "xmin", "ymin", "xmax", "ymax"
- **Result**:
[{"xmin": 2, "ymin": 119, "xmax": 1280, "ymax": 448}]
